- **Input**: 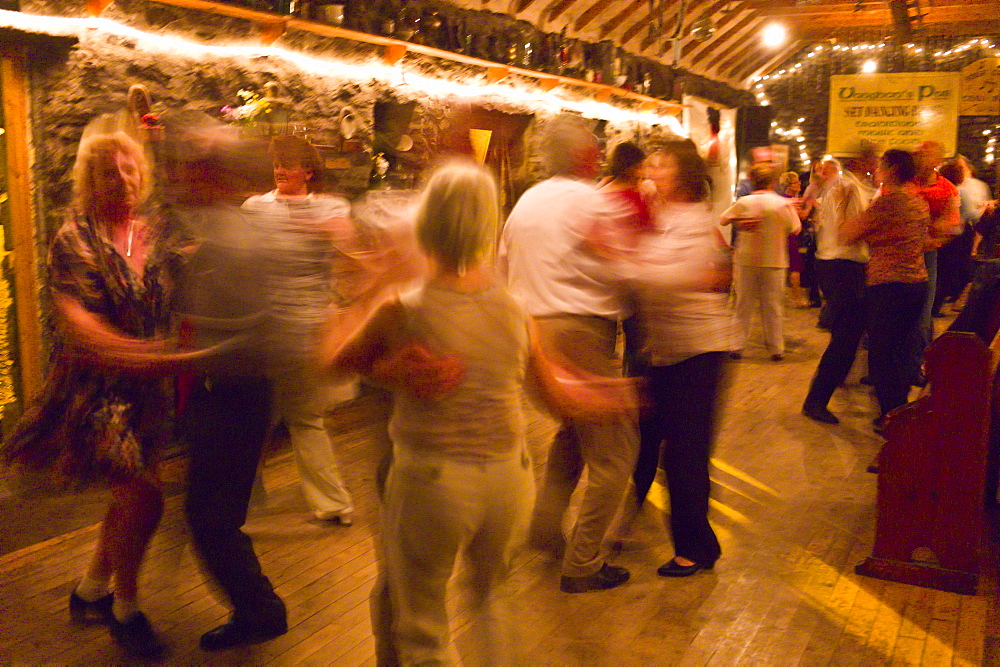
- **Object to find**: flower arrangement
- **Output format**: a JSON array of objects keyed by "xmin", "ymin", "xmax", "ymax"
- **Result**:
[{"xmin": 220, "ymin": 89, "xmax": 272, "ymax": 126}]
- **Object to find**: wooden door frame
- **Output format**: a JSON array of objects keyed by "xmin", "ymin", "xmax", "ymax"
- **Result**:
[{"xmin": 1, "ymin": 43, "xmax": 43, "ymax": 400}]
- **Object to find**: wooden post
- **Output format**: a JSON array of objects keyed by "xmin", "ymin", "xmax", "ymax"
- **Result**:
[{"xmin": 1, "ymin": 50, "xmax": 43, "ymax": 400}]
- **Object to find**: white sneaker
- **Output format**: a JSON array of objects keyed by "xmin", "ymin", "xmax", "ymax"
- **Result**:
[{"xmin": 315, "ymin": 510, "xmax": 353, "ymax": 526}]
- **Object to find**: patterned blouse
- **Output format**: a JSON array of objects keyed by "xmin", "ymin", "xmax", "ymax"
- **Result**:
[
  {"xmin": 854, "ymin": 189, "xmax": 930, "ymax": 286},
  {"xmin": 1, "ymin": 212, "xmax": 183, "ymax": 486}
]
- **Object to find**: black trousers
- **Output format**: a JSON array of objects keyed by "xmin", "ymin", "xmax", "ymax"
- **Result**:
[
  {"xmin": 803, "ymin": 259, "xmax": 867, "ymax": 409},
  {"xmin": 635, "ymin": 351, "xmax": 727, "ymax": 566},
  {"xmin": 867, "ymin": 282, "xmax": 929, "ymax": 419},
  {"xmin": 182, "ymin": 375, "xmax": 285, "ymax": 622}
]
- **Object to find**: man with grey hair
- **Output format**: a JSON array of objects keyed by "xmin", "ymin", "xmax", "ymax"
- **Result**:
[
  {"xmin": 802, "ymin": 145, "xmax": 877, "ymax": 424},
  {"xmin": 499, "ymin": 116, "xmax": 636, "ymax": 593}
]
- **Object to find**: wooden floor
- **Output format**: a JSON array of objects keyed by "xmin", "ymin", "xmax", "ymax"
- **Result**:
[{"xmin": 1, "ymin": 305, "xmax": 998, "ymax": 665}]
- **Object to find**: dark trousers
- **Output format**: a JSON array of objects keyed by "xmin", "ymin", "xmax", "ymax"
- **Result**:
[
  {"xmin": 804, "ymin": 259, "xmax": 867, "ymax": 409},
  {"xmin": 868, "ymin": 282, "xmax": 929, "ymax": 419},
  {"xmin": 635, "ymin": 351, "xmax": 726, "ymax": 565},
  {"xmin": 182, "ymin": 376, "xmax": 284, "ymax": 621}
]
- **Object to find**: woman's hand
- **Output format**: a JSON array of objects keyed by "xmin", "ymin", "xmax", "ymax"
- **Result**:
[{"xmin": 371, "ymin": 342, "xmax": 465, "ymax": 401}]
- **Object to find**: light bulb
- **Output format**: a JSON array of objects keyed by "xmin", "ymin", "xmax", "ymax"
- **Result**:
[{"xmin": 762, "ymin": 23, "xmax": 787, "ymax": 48}]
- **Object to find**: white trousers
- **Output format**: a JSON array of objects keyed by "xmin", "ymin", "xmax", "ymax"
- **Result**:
[
  {"xmin": 734, "ymin": 265, "xmax": 787, "ymax": 355},
  {"xmin": 380, "ymin": 446, "xmax": 535, "ymax": 666},
  {"xmin": 272, "ymin": 369, "xmax": 355, "ymax": 515}
]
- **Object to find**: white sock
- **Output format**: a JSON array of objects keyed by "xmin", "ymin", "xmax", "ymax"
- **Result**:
[
  {"xmin": 112, "ymin": 597, "xmax": 139, "ymax": 623},
  {"xmin": 75, "ymin": 575, "xmax": 111, "ymax": 602}
]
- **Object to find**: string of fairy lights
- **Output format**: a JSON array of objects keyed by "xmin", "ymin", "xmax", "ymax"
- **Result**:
[{"xmin": 749, "ymin": 35, "xmax": 1000, "ymax": 170}]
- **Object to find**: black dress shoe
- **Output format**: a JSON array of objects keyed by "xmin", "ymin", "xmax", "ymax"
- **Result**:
[
  {"xmin": 69, "ymin": 590, "xmax": 114, "ymax": 624},
  {"xmin": 559, "ymin": 563, "xmax": 629, "ymax": 593},
  {"xmin": 200, "ymin": 616, "xmax": 288, "ymax": 651},
  {"xmin": 802, "ymin": 404, "xmax": 839, "ymax": 425},
  {"xmin": 657, "ymin": 558, "xmax": 714, "ymax": 577},
  {"xmin": 109, "ymin": 612, "xmax": 166, "ymax": 658}
]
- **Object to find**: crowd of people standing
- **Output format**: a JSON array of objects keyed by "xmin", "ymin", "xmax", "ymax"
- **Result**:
[{"xmin": 2, "ymin": 106, "xmax": 998, "ymax": 664}]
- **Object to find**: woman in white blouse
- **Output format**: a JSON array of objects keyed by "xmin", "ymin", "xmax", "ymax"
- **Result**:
[{"xmin": 622, "ymin": 141, "xmax": 736, "ymax": 577}]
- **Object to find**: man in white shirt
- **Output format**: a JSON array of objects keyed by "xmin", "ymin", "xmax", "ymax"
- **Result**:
[
  {"xmin": 500, "ymin": 117, "xmax": 636, "ymax": 593},
  {"xmin": 801, "ymin": 145, "xmax": 877, "ymax": 424},
  {"xmin": 722, "ymin": 164, "xmax": 801, "ymax": 360}
]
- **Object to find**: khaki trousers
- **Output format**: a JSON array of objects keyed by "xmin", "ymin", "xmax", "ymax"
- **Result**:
[
  {"xmin": 530, "ymin": 314, "xmax": 639, "ymax": 577},
  {"xmin": 379, "ymin": 446, "xmax": 534, "ymax": 666}
]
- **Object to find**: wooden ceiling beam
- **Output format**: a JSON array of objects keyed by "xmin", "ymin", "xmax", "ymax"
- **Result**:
[
  {"xmin": 546, "ymin": 0, "xmax": 582, "ymax": 23},
  {"xmin": 670, "ymin": 0, "xmax": 743, "ymax": 59},
  {"xmin": 789, "ymin": 5, "xmax": 1000, "ymax": 28},
  {"xmin": 680, "ymin": 3, "xmax": 746, "ymax": 59},
  {"xmin": 575, "ymin": 0, "xmax": 616, "ymax": 31},
  {"xmin": 756, "ymin": 1, "xmax": 993, "ymax": 17},
  {"xmin": 514, "ymin": 0, "xmax": 539, "ymax": 14},
  {"xmin": 683, "ymin": 9, "xmax": 761, "ymax": 69},
  {"xmin": 682, "ymin": 8, "xmax": 757, "ymax": 63},
  {"xmin": 599, "ymin": 0, "xmax": 645, "ymax": 39},
  {"xmin": 798, "ymin": 20, "xmax": 1000, "ymax": 39},
  {"xmin": 708, "ymin": 31, "xmax": 762, "ymax": 78},
  {"xmin": 731, "ymin": 39, "xmax": 802, "ymax": 82},
  {"xmin": 620, "ymin": 0, "xmax": 681, "ymax": 51}
]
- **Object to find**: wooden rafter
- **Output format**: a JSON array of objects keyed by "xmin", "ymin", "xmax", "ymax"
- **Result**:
[
  {"xmin": 574, "ymin": 0, "xmax": 615, "ymax": 31},
  {"xmin": 709, "ymin": 30, "xmax": 763, "ymax": 78},
  {"xmin": 546, "ymin": 0, "xmax": 581, "ymax": 23},
  {"xmin": 515, "ymin": 0, "xmax": 538, "ymax": 14},
  {"xmin": 737, "ymin": 40, "xmax": 803, "ymax": 82},
  {"xmin": 684, "ymin": 9, "xmax": 761, "ymax": 68},
  {"xmin": 599, "ymin": 0, "xmax": 646, "ymax": 39},
  {"xmin": 681, "ymin": 6, "xmax": 754, "ymax": 62},
  {"xmin": 798, "ymin": 19, "xmax": 1000, "ymax": 40}
]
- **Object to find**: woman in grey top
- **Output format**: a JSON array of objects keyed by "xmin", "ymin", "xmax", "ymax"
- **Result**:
[
  {"xmin": 243, "ymin": 136, "xmax": 360, "ymax": 524},
  {"xmin": 322, "ymin": 161, "xmax": 638, "ymax": 665}
]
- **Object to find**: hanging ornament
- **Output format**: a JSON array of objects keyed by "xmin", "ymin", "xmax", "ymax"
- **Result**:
[{"xmin": 690, "ymin": 16, "xmax": 715, "ymax": 42}]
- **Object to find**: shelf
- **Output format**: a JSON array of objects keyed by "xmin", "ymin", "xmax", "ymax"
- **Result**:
[{"xmin": 140, "ymin": 0, "xmax": 682, "ymax": 113}]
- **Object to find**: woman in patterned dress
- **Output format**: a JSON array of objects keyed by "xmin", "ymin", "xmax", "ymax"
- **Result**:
[{"xmin": 2, "ymin": 132, "xmax": 197, "ymax": 657}]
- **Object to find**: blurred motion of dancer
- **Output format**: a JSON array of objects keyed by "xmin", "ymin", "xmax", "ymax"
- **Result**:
[
  {"xmin": 322, "ymin": 161, "xmax": 639, "ymax": 665},
  {"xmin": 243, "ymin": 135, "xmax": 359, "ymax": 525},
  {"xmin": 162, "ymin": 114, "xmax": 288, "ymax": 652},
  {"xmin": 1, "ymin": 131, "xmax": 201, "ymax": 658}
]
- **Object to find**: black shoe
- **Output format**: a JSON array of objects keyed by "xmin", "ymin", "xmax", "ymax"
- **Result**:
[
  {"xmin": 802, "ymin": 404, "xmax": 839, "ymax": 425},
  {"xmin": 559, "ymin": 563, "xmax": 629, "ymax": 593},
  {"xmin": 657, "ymin": 558, "xmax": 714, "ymax": 577},
  {"xmin": 69, "ymin": 590, "xmax": 114, "ymax": 624},
  {"xmin": 109, "ymin": 612, "xmax": 166, "ymax": 658},
  {"xmin": 200, "ymin": 615, "xmax": 288, "ymax": 651}
]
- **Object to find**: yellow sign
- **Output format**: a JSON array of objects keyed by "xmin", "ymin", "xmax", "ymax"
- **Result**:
[
  {"xmin": 961, "ymin": 58, "xmax": 1000, "ymax": 116},
  {"xmin": 828, "ymin": 72, "xmax": 960, "ymax": 157}
]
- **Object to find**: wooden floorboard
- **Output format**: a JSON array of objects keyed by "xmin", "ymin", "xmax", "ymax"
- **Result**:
[{"xmin": 1, "ymin": 305, "xmax": 998, "ymax": 665}]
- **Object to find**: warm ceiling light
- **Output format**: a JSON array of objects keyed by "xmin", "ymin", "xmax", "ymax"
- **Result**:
[
  {"xmin": 862, "ymin": 59, "xmax": 878, "ymax": 73},
  {"xmin": 762, "ymin": 23, "xmax": 787, "ymax": 48}
]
